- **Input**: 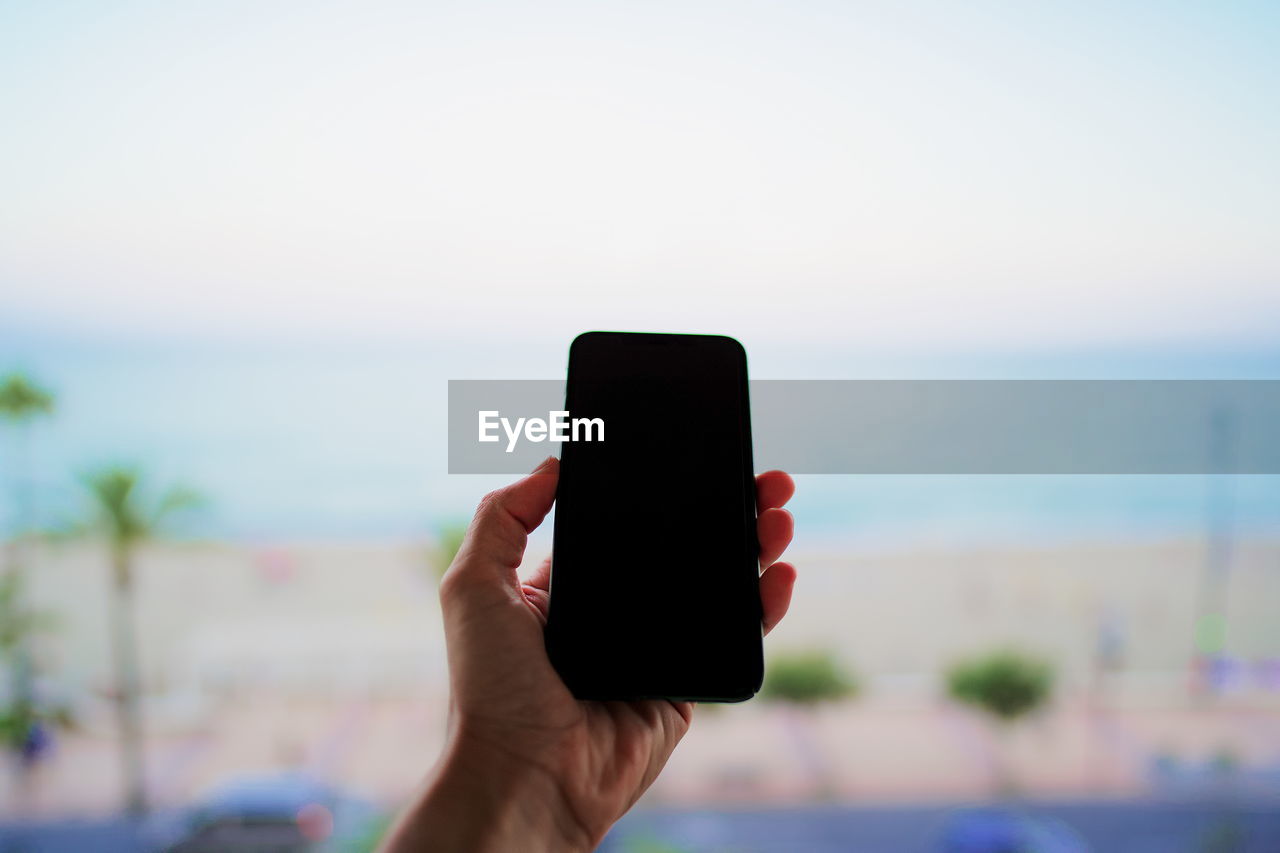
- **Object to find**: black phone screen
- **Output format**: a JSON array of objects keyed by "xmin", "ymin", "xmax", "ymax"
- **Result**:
[{"xmin": 546, "ymin": 331, "xmax": 763, "ymax": 701}]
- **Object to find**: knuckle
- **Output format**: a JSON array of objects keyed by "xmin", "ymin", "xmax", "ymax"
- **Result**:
[
  {"xmin": 475, "ymin": 490, "xmax": 505, "ymax": 517},
  {"xmin": 470, "ymin": 492, "xmax": 526, "ymax": 558},
  {"xmin": 437, "ymin": 568, "xmax": 467, "ymax": 604}
]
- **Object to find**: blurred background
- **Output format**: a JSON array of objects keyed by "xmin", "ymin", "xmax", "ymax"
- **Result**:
[{"xmin": 1, "ymin": 1, "xmax": 1278, "ymax": 850}]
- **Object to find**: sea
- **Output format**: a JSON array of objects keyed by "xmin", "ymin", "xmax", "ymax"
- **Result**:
[{"xmin": 2, "ymin": 330, "xmax": 1278, "ymax": 548}]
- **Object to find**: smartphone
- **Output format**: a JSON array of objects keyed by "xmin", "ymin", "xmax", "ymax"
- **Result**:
[{"xmin": 545, "ymin": 331, "xmax": 763, "ymax": 702}]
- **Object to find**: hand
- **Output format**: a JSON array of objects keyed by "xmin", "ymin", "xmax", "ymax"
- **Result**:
[{"xmin": 381, "ymin": 457, "xmax": 797, "ymax": 852}]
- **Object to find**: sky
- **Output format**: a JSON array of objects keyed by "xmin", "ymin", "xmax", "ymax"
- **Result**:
[{"xmin": 2, "ymin": 0, "xmax": 1278, "ymax": 349}]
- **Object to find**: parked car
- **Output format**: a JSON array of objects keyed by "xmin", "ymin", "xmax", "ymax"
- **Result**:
[
  {"xmin": 150, "ymin": 772, "xmax": 380, "ymax": 852},
  {"xmin": 940, "ymin": 807, "xmax": 1090, "ymax": 853}
]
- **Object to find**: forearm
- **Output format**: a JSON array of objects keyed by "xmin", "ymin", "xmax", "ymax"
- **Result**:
[{"xmin": 379, "ymin": 734, "xmax": 590, "ymax": 853}]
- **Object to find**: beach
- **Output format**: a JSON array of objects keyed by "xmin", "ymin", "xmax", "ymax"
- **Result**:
[{"xmin": 10, "ymin": 537, "xmax": 1279, "ymax": 816}]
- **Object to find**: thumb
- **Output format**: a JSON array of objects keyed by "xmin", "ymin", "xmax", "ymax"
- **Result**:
[{"xmin": 447, "ymin": 456, "xmax": 559, "ymax": 591}]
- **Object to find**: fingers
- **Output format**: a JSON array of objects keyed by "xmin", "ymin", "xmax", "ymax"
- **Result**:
[
  {"xmin": 760, "ymin": 561, "xmax": 796, "ymax": 635},
  {"xmin": 448, "ymin": 457, "xmax": 558, "ymax": 589},
  {"xmin": 757, "ymin": 507, "xmax": 793, "ymax": 568},
  {"xmin": 520, "ymin": 582, "xmax": 550, "ymax": 623},
  {"xmin": 757, "ymin": 471, "xmax": 798, "ymax": 633},
  {"xmin": 755, "ymin": 470, "xmax": 795, "ymax": 512}
]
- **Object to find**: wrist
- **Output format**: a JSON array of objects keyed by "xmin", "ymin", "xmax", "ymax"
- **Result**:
[{"xmin": 382, "ymin": 727, "xmax": 592, "ymax": 853}]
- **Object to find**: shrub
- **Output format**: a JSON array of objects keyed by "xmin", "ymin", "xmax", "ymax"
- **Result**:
[
  {"xmin": 946, "ymin": 649, "xmax": 1053, "ymax": 722},
  {"xmin": 762, "ymin": 650, "xmax": 857, "ymax": 705}
]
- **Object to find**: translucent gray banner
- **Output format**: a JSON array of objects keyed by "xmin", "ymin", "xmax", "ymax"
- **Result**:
[{"xmin": 447, "ymin": 380, "xmax": 1280, "ymax": 474}]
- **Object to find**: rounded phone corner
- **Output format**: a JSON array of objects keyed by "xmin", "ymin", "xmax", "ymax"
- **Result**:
[
  {"xmin": 568, "ymin": 330, "xmax": 609, "ymax": 357},
  {"xmin": 714, "ymin": 667, "xmax": 765, "ymax": 704},
  {"xmin": 701, "ymin": 685, "xmax": 760, "ymax": 704},
  {"xmin": 706, "ymin": 333, "xmax": 747, "ymax": 356},
  {"xmin": 705, "ymin": 334, "xmax": 749, "ymax": 372}
]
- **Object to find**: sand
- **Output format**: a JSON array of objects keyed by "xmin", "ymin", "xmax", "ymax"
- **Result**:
[{"xmin": 6, "ymin": 538, "xmax": 1279, "ymax": 816}]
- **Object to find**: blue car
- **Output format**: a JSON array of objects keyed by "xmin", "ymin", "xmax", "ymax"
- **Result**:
[
  {"xmin": 151, "ymin": 772, "xmax": 381, "ymax": 852},
  {"xmin": 941, "ymin": 807, "xmax": 1091, "ymax": 853}
]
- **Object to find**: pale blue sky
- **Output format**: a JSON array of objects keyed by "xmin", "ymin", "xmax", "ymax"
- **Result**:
[{"xmin": 2, "ymin": 0, "xmax": 1278, "ymax": 348}]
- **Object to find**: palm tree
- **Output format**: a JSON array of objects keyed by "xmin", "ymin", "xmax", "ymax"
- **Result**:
[
  {"xmin": 82, "ymin": 466, "xmax": 201, "ymax": 816},
  {"xmin": 0, "ymin": 371, "xmax": 54, "ymax": 569},
  {"xmin": 0, "ymin": 373, "xmax": 56, "ymax": 789}
]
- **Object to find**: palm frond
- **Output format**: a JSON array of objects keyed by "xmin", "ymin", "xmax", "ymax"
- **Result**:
[
  {"xmin": 154, "ymin": 485, "xmax": 205, "ymax": 519},
  {"xmin": 0, "ymin": 373, "xmax": 55, "ymax": 421},
  {"xmin": 81, "ymin": 466, "xmax": 149, "ymax": 545}
]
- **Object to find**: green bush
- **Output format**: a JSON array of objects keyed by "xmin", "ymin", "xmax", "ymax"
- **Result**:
[
  {"xmin": 946, "ymin": 649, "xmax": 1053, "ymax": 722},
  {"xmin": 761, "ymin": 650, "xmax": 857, "ymax": 704}
]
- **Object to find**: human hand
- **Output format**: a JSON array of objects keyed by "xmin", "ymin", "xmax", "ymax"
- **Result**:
[{"xmin": 381, "ymin": 457, "xmax": 797, "ymax": 852}]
